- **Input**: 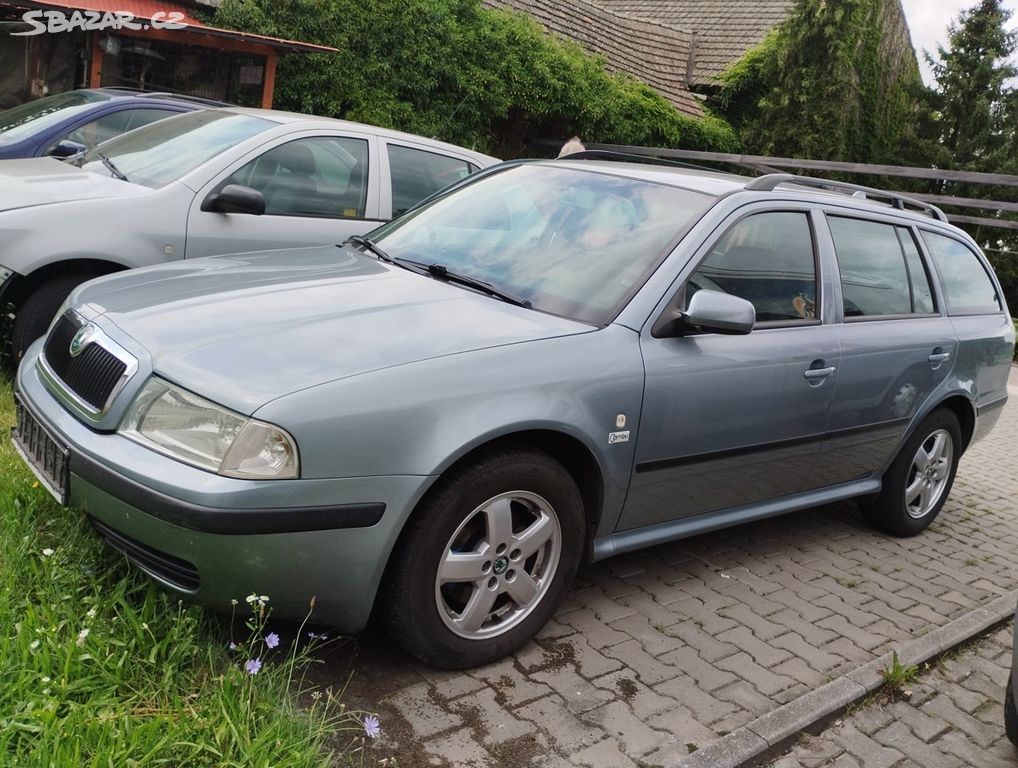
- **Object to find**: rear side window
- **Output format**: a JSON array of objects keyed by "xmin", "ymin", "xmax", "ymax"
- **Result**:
[
  {"xmin": 898, "ymin": 229, "xmax": 936, "ymax": 313},
  {"xmin": 687, "ymin": 211, "xmax": 818, "ymax": 323},
  {"xmin": 921, "ymin": 231, "xmax": 1001, "ymax": 315},
  {"xmin": 388, "ymin": 144, "xmax": 473, "ymax": 216},
  {"xmin": 828, "ymin": 216, "xmax": 936, "ymax": 317}
]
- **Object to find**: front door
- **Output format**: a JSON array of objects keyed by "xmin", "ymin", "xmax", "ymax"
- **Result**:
[
  {"xmin": 620, "ymin": 209, "xmax": 840, "ymax": 531},
  {"xmin": 185, "ymin": 132, "xmax": 381, "ymax": 259}
]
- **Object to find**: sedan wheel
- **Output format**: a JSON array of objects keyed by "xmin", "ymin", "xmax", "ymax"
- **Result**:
[{"xmin": 385, "ymin": 448, "xmax": 583, "ymax": 668}]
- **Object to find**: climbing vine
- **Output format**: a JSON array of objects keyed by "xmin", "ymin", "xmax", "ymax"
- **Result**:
[{"xmin": 719, "ymin": 0, "xmax": 920, "ymax": 162}]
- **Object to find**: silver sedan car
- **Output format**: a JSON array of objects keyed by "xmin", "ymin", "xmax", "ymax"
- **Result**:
[
  {"xmin": 0, "ymin": 107, "xmax": 498, "ymax": 359},
  {"xmin": 12, "ymin": 159, "xmax": 1015, "ymax": 668}
]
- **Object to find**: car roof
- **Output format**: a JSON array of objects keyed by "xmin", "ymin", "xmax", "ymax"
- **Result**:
[
  {"xmin": 541, "ymin": 156, "xmax": 950, "ymax": 227},
  {"xmin": 219, "ymin": 106, "xmax": 500, "ymax": 164},
  {"xmin": 536, "ymin": 158, "xmax": 753, "ymax": 197}
]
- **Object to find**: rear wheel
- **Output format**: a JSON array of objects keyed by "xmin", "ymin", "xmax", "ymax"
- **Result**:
[
  {"xmin": 861, "ymin": 409, "xmax": 961, "ymax": 537},
  {"xmin": 12, "ymin": 272, "xmax": 102, "ymax": 362},
  {"xmin": 384, "ymin": 448, "xmax": 583, "ymax": 669}
]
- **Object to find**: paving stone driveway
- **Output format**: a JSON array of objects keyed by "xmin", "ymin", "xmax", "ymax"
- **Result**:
[
  {"xmin": 767, "ymin": 626, "xmax": 1018, "ymax": 768},
  {"xmin": 323, "ymin": 368, "xmax": 1018, "ymax": 768}
]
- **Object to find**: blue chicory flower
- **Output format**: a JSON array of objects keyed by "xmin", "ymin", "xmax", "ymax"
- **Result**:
[
  {"xmin": 364, "ymin": 714, "xmax": 380, "ymax": 739},
  {"xmin": 245, "ymin": 658, "xmax": 262, "ymax": 675}
]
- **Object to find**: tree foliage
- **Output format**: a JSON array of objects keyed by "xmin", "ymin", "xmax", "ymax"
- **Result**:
[
  {"xmin": 719, "ymin": 0, "xmax": 920, "ymax": 162},
  {"xmin": 915, "ymin": 0, "xmax": 1017, "ymax": 173},
  {"xmin": 213, "ymin": 0, "xmax": 737, "ymax": 157},
  {"xmin": 910, "ymin": 0, "xmax": 1018, "ymax": 313}
]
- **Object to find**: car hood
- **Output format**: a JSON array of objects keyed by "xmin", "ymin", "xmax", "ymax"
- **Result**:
[
  {"xmin": 77, "ymin": 245, "xmax": 592, "ymax": 413},
  {"xmin": 0, "ymin": 157, "xmax": 143, "ymax": 212}
]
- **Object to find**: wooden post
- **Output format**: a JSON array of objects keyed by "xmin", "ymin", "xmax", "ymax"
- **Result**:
[
  {"xmin": 89, "ymin": 32, "xmax": 103, "ymax": 88},
  {"xmin": 261, "ymin": 49, "xmax": 277, "ymax": 108}
]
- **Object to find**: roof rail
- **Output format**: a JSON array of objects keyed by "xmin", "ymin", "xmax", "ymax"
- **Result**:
[
  {"xmin": 144, "ymin": 92, "xmax": 233, "ymax": 107},
  {"xmin": 746, "ymin": 173, "xmax": 948, "ymax": 222},
  {"xmin": 98, "ymin": 86, "xmax": 231, "ymax": 107},
  {"xmin": 558, "ymin": 149, "xmax": 718, "ymax": 173}
]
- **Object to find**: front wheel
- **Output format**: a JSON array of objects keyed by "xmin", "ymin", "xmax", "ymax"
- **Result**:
[
  {"xmin": 383, "ymin": 448, "xmax": 584, "ymax": 669},
  {"xmin": 11, "ymin": 272, "xmax": 101, "ymax": 363},
  {"xmin": 861, "ymin": 409, "xmax": 961, "ymax": 537}
]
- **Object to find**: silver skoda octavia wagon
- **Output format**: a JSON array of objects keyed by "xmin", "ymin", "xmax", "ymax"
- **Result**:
[{"xmin": 12, "ymin": 157, "xmax": 1015, "ymax": 668}]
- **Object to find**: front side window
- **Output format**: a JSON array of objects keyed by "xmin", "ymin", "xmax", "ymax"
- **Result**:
[
  {"xmin": 388, "ymin": 144, "xmax": 473, "ymax": 216},
  {"xmin": 228, "ymin": 136, "xmax": 369, "ymax": 218},
  {"xmin": 372, "ymin": 164, "xmax": 713, "ymax": 325},
  {"xmin": 828, "ymin": 216, "xmax": 936, "ymax": 318},
  {"xmin": 77, "ymin": 110, "xmax": 273, "ymax": 188},
  {"xmin": 921, "ymin": 231, "xmax": 1001, "ymax": 315},
  {"xmin": 686, "ymin": 211, "xmax": 818, "ymax": 323}
]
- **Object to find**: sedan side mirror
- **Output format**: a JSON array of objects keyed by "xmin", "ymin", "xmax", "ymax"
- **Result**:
[
  {"xmin": 48, "ymin": 139, "xmax": 88, "ymax": 159},
  {"xmin": 653, "ymin": 289, "xmax": 756, "ymax": 338},
  {"xmin": 201, "ymin": 184, "xmax": 266, "ymax": 216}
]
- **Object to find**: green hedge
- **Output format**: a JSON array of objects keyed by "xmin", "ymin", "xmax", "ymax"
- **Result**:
[{"xmin": 213, "ymin": 0, "xmax": 737, "ymax": 157}]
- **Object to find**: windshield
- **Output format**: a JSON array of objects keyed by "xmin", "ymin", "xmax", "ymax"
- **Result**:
[
  {"xmin": 79, "ymin": 110, "xmax": 274, "ymax": 188},
  {"xmin": 372, "ymin": 164, "xmax": 713, "ymax": 324},
  {"xmin": 0, "ymin": 90, "xmax": 111, "ymax": 144}
]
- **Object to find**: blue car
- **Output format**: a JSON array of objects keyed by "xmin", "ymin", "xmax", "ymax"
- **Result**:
[{"xmin": 0, "ymin": 88, "xmax": 223, "ymax": 160}]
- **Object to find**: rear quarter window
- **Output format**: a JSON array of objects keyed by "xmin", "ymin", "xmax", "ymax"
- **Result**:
[{"xmin": 920, "ymin": 231, "xmax": 1001, "ymax": 315}]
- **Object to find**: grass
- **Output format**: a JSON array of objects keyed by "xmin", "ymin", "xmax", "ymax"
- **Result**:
[
  {"xmin": 0, "ymin": 375, "xmax": 384, "ymax": 766},
  {"xmin": 879, "ymin": 651, "xmax": 918, "ymax": 703}
]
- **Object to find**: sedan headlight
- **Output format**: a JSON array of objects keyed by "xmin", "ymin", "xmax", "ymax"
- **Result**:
[{"xmin": 119, "ymin": 378, "xmax": 298, "ymax": 479}]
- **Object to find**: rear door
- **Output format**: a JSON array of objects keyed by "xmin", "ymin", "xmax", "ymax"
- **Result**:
[
  {"xmin": 184, "ymin": 130, "xmax": 381, "ymax": 259},
  {"xmin": 620, "ymin": 206, "xmax": 841, "ymax": 531},
  {"xmin": 812, "ymin": 214, "xmax": 957, "ymax": 486}
]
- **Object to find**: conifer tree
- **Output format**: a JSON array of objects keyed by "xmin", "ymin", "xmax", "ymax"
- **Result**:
[{"xmin": 921, "ymin": 0, "xmax": 1017, "ymax": 173}]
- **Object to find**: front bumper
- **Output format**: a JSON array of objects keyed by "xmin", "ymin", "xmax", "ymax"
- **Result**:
[{"xmin": 13, "ymin": 349, "xmax": 434, "ymax": 632}]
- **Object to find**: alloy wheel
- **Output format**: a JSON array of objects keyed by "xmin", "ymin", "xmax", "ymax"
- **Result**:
[{"xmin": 435, "ymin": 490, "xmax": 562, "ymax": 640}]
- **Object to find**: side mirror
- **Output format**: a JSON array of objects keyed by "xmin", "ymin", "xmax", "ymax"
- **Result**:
[
  {"xmin": 48, "ymin": 139, "xmax": 88, "ymax": 159},
  {"xmin": 201, "ymin": 184, "xmax": 266, "ymax": 216},
  {"xmin": 653, "ymin": 290, "xmax": 756, "ymax": 338}
]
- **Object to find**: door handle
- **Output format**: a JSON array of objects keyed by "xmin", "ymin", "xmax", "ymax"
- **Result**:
[
  {"xmin": 928, "ymin": 352, "xmax": 951, "ymax": 364},
  {"xmin": 803, "ymin": 366, "xmax": 837, "ymax": 380}
]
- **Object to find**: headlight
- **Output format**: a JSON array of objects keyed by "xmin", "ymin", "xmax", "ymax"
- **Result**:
[{"xmin": 119, "ymin": 378, "xmax": 299, "ymax": 479}]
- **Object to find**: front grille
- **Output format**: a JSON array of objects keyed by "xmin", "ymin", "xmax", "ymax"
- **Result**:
[
  {"xmin": 43, "ymin": 314, "xmax": 128, "ymax": 412},
  {"xmin": 90, "ymin": 516, "xmax": 200, "ymax": 592}
]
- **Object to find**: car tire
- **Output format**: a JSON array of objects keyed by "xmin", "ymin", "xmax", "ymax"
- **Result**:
[
  {"xmin": 383, "ymin": 447, "xmax": 584, "ymax": 669},
  {"xmin": 12, "ymin": 272, "xmax": 100, "ymax": 362},
  {"xmin": 1006, "ymin": 675, "xmax": 1018, "ymax": 747},
  {"xmin": 861, "ymin": 408, "xmax": 961, "ymax": 537}
]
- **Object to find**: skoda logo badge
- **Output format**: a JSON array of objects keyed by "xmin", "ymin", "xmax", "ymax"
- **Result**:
[
  {"xmin": 492, "ymin": 557, "xmax": 509, "ymax": 575},
  {"xmin": 69, "ymin": 324, "xmax": 94, "ymax": 357}
]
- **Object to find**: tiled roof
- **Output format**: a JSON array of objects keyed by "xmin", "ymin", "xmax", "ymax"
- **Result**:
[
  {"xmin": 485, "ymin": 0, "xmax": 704, "ymax": 118},
  {"xmin": 591, "ymin": 0, "xmax": 793, "ymax": 85}
]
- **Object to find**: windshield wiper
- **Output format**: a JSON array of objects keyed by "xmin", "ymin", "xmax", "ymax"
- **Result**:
[
  {"xmin": 97, "ymin": 151, "xmax": 128, "ymax": 182},
  {"xmin": 418, "ymin": 262, "xmax": 533, "ymax": 309},
  {"xmin": 345, "ymin": 234, "xmax": 401, "ymax": 264},
  {"xmin": 345, "ymin": 236, "xmax": 532, "ymax": 309}
]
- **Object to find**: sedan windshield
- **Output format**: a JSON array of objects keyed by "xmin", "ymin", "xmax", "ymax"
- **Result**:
[
  {"xmin": 78, "ymin": 110, "xmax": 274, "ymax": 188},
  {"xmin": 372, "ymin": 164, "xmax": 714, "ymax": 325},
  {"xmin": 0, "ymin": 90, "xmax": 111, "ymax": 144}
]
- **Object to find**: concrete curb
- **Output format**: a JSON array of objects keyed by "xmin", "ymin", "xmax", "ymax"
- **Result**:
[{"xmin": 670, "ymin": 590, "xmax": 1018, "ymax": 768}]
